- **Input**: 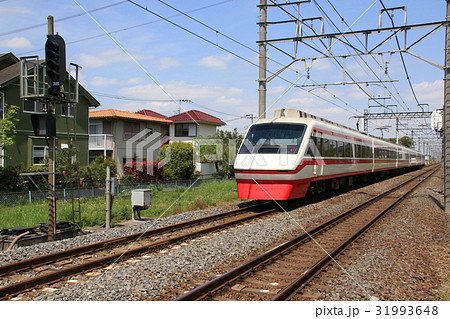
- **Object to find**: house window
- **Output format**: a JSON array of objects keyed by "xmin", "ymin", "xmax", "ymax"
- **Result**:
[
  {"xmin": 23, "ymin": 99, "xmax": 45, "ymax": 113},
  {"xmin": 123, "ymin": 121, "xmax": 141, "ymax": 140},
  {"xmin": 89, "ymin": 120, "xmax": 102, "ymax": 134},
  {"xmin": 62, "ymin": 104, "xmax": 75, "ymax": 118},
  {"xmin": 33, "ymin": 146, "xmax": 48, "ymax": 165},
  {"xmin": 175, "ymin": 123, "xmax": 197, "ymax": 137}
]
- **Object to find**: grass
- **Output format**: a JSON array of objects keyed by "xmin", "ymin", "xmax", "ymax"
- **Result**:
[{"xmin": 0, "ymin": 179, "xmax": 242, "ymax": 229}]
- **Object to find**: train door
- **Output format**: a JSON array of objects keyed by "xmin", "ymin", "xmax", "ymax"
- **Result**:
[
  {"xmin": 312, "ymin": 132, "xmax": 324, "ymax": 176},
  {"xmin": 371, "ymin": 140, "xmax": 375, "ymax": 172}
]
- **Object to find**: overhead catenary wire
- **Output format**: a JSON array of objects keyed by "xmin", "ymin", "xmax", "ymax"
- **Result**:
[
  {"xmin": 277, "ymin": 0, "xmax": 429, "ymax": 133},
  {"xmin": 14, "ymin": 0, "xmax": 372, "ymax": 125},
  {"xmin": 312, "ymin": 0, "xmax": 423, "ymax": 130},
  {"xmin": 16, "ymin": 0, "xmax": 236, "ymax": 56},
  {"xmin": 0, "ymin": 1, "xmax": 128, "ymax": 38},
  {"xmin": 130, "ymin": 0, "xmax": 370, "ymax": 120}
]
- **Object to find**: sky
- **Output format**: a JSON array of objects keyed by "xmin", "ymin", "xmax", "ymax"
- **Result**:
[{"xmin": 0, "ymin": 0, "xmax": 445, "ymax": 151}]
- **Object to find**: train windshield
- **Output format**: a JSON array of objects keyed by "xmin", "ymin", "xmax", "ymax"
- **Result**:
[{"xmin": 239, "ymin": 123, "xmax": 306, "ymax": 154}]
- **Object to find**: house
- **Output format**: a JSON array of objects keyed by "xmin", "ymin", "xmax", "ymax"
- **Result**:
[
  {"xmin": 0, "ymin": 52, "xmax": 100, "ymax": 168},
  {"xmin": 139, "ymin": 109, "xmax": 226, "ymax": 176},
  {"xmin": 166, "ymin": 110, "xmax": 226, "ymax": 142},
  {"xmin": 89, "ymin": 109, "xmax": 172, "ymax": 175}
]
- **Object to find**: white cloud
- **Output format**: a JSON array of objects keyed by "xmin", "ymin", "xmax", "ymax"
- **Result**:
[
  {"xmin": 157, "ymin": 57, "xmax": 181, "ymax": 70},
  {"xmin": 412, "ymin": 79, "xmax": 443, "ymax": 108},
  {"xmin": 78, "ymin": 49, "xmax": 153, "ymax": 68},
  {"xmin": 268, "ymin": 86, "xmax": 286, "ymax": 95},
  {"xmin": 126, "ymin": 77, "xmax": 145, "ymax": 85},
  {"xmin": 91, "ymin": 76, "xmax": 119, "ymax": 87},
  {"xmin": 0, "ymin": 6, "xmax": 33, "ymax": 14},
  {"xmin": 119, "ymin": 80, "xmax": 243, "ymax": 101},
  {"xmin": 198, "ymin": 54, "xmax": 233, "ymax": 70},
  {"xmin": 214, "ymin": 95, "xmax": 244, "ymax": 106},
  {"xmin": 309, "ymin": 59, "xmax": 332, "ymax": 71},
  {"xmin": 91, "ymin": 76, "xmax": 145, "ymax": 87},
  {"xmin": 0, "ymin": 37, "xmax": 32, "ymax": 49}
]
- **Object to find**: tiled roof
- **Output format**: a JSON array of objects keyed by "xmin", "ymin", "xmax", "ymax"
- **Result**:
[
  {"xmin": 90, "ymin": 109, "xmax": 172, "ymax": 123},
  {"xmin": 0, "ymin": 61, "xmax": 19, "ymax": 86},
  {"xmin": 136, "ymin": 109, "xmax": 168, "ymax": 119},
  {"xmin": 167, "ymin": 110, "xmax": 225, "ymax": 125}
]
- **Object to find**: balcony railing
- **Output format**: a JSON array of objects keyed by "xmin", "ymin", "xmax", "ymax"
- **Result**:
[{"xmin": 89, "ymin": 134, "xmax": 114, "ymax": 150}]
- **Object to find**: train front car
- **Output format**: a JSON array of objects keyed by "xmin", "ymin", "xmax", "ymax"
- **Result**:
[
  {"xmin": 234, "ymin": 108, "xmax": 426, "ymax": 201},
  {"xmin": 234, "ymin": 109, "xmax": 313, "ymax": 200}
]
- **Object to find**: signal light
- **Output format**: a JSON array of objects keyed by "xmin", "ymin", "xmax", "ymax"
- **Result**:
[
  {"xmin": 31, "ymin": 114, "xmax": 56, "ymax": 137},
  {"xmin": 45, "ymin": 34, "xmax": 66, "ymax": 96}
]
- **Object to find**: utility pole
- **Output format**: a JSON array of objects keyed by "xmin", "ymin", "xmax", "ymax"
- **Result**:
[
  {"xmin": 258, "ymin": 0, "xmax": 267, "ymax": 119},
  {"xmin": 444, "ymin": 0, "xmax": 450, "ymax": 212},
  {"xmin": 105, "ymin": 166, "xmax": 111, "ymax": 229},
  {"xmin": 47, "ymin": 16, "xmax": 57, "ymax": 241}
]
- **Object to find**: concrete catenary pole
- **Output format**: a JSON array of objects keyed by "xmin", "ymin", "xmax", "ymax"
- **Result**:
[
  {"xmin": 258, "ymin": 0, "xmax": 267, "ymax": 119},
  {"xmin": 445, "ymin": 0, "xmax": 450, "ymax": 212}
]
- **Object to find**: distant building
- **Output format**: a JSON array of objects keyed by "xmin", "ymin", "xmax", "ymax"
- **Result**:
[
  {"xmin": 166, "ymin": 109, "xmax": 226, "ymax": 141},
  {"xmin": 89, "ymin": 109, "xmax": 172, "ymax": 175},
  {"xmin": 0, "ymin": 52, "xmax": 100, "ymax": 168},
  {"xmin": 140, "ymin": 109, "xmax": 226, "ymax": 175}
]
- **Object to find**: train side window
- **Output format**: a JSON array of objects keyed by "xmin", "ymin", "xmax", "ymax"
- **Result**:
[
  {"xmin": 329, "ymin": 140, "xmax": 337, "ymax": 157},
  {"xmin": 356, "ymin": 145, "xmax": 362, "ymax": 158},
  {"xmin": 337, "ymin": 141, "xmax": 344, "ymax": 157},
  {"xmin": 322, "ymin": 139, "xmax": 330, "ymax": 157},
  {"xmin": 316, "ymin": 137, "xmax": 323, "ymax": 156},
  {"xmin": 344, "ymin": 142, "xmax": 352, "ymax": 157},
  {"xmin": 306, "ymin": 136, "xmax": 316, "ymax": 157}
]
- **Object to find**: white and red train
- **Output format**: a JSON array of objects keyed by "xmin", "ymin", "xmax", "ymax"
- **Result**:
[{"xmin": 234, "ymin": 108, "xmax": 425, "ymax": 200}]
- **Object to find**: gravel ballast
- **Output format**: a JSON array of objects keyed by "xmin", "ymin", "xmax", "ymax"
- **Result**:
[{"xmin": 1, "ymin": 167, "xmax": 448, "ymax": 301}]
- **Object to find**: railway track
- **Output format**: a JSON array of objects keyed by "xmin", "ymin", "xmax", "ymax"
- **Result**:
[
  {"xmin": 175, "ymin": 165, "xmax": 438, "ymax": 301},
  {"xmin": 0, "ymin": 201, "xmax": 279, "ymax": 300}
]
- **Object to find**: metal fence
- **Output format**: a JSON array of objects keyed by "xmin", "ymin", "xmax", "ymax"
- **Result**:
[{"xmin": 0, "ymin": 176, "xmax": 229, "ymax": 207}]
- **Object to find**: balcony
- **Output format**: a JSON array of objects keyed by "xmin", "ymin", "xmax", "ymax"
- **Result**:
[{"xmin": 89, "ymin": 134, "xmax": 114, "ymax": 150}]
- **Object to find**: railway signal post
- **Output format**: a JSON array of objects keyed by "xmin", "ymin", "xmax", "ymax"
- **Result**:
[{"xmin": 445, "ymin": 0, "xmax": 450, "ymax": 212}]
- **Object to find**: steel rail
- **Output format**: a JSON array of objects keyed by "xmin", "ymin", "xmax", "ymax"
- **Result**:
[
  {"xmin": 0, "ymin": 206, "xmax": 278, "ymax": 300},
  {"xmin": 271, "ymin": 167, "xmax": 438, "ymax": 300},
  {"xmin": 174, "ymin": 166, "xmax": 437, "ymax": 301},
  {"xmin": 0, "ymin": 201, "xmax": 271, "ymax": 276}
]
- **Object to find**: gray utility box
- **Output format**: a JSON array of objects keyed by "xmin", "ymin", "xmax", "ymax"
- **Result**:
[{"xmin": 131, "ymin": 189, "xmax": 151, "ymax": 220}]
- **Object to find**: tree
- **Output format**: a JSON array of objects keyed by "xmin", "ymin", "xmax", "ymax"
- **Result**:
[
  {"xmin": 159, "ymin": 142, "xmax": 194, "ymax": 180},
  {"xmin": 204, "ymin": 129, "xmax": 243, "ymax": 177},
  {"xmin": 81, "ymin": 156, "xmax": 117, "ymax": 186},
  {"xmin": 385, "ymin": 136, "xmax": 414, "ymax": 148},
  {"xmin": 0, "ymin": 104, "xmax": 19, "ymax": 160},
  {"xmin": 56, "ymin": 146, "xmax": 80, "ymax": 185},
  {"xmin": 398, "ymin": 136, "xmax": 413, "ymax": 148}
]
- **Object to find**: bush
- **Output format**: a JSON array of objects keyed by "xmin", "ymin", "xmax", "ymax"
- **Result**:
[
  {"xmin": 0, "ymin": 165, "xmax": 26, "ymax": 191},
  {"xmin": 159, "ymin": 142, "xmax": 194, "ymax": 180},
  {"xmin": 80, "ymin": 156, "xmax": 117, "ymax": 186},
  {"xmin": 123, "ymin": 160, "xmax": 164, "ymax": 181}
]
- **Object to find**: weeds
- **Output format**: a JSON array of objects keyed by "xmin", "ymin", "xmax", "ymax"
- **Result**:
[{"xmin": 0, "ymin": 179, "xmax": 240, "ymax": 229}]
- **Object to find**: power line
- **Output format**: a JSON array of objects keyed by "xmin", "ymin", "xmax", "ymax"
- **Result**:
[
  {"xmin": 90, "ymin": 91, "xmax": 241, "ymax": 118},
  {"xmin": 316, "ymin": 0, "xmax": 419, "ymax": 123},
  {"xmin": 17, "ymin": 0, "xmax": 235, "ymax": 56},
  {"xmin": 378, "ymin": 0, "xmax": 422, "ymax": 108},
  {"xmin": 0, "ymin": 1, "xmax": 128, "ymax": 37}
]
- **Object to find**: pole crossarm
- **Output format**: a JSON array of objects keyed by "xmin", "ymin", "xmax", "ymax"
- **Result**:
[
  {"xmin": 353, "ymin": 111, "xmax": 432, "ymax": 120},
  {"xmin": 259, "ymin": 21, "xmax": 446, "ymax": 44},
  {"xmin": 258, "ymin": 1, "xmax": 311, "ymax": 8},
  {"xmin": 296, "ymin": 79, "xmax": 398, "ymax": 88}
]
